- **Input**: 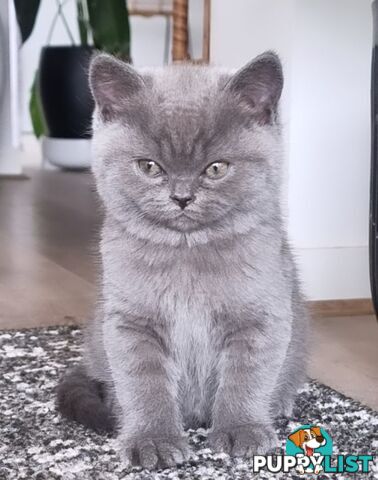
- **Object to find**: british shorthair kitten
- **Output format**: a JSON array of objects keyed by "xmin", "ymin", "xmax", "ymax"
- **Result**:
[{"xmin": 57, "ymin": 51, "xmax": 308, "ymax": 470}]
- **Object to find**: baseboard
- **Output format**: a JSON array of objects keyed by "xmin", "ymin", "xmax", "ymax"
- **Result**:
[
  {"xmin": 308, "ymin": 298, "xmax": 374, "ymax": 317},
  {"xmin": 0, "ymin": 173, "xmax": 29, "ymax": 180},
  {"xmin": 0, "ymin": 148, "xmax": 23, "ymax": 176}
]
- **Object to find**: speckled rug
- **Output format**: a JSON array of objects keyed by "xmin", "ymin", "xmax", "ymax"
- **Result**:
[{"xmin": 0, "ymin": 326, "xmax": 377, "ymax": 480}]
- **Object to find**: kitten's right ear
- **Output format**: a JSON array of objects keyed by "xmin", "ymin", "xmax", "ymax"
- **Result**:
[{"xmin": 89, "ymin": 54, "xmax": 145, "ymax": 121}]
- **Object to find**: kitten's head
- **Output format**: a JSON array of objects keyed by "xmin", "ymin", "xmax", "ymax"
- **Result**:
[{"xmin": 89, "ymin": 52, "xmax": 284, "ymax": 245}]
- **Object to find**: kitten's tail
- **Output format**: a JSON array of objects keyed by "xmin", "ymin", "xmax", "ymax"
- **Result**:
[{"xmin": 57, "ymin": 364, "xmax": 115, "ymax": 434}]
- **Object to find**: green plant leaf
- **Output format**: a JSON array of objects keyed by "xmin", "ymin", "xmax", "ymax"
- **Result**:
[
  {"xmin": 14, "ymin": 0, "xmax": 41, "ymax": 44},
  {"xmin": 29, "ymin": 72, "xmax": 47, "ymax": 138},
  {"xmin": 87, "ymin": 0, "xmax": 130, "ymax": 59},
  {"xmin": 77, "ymin": 0, "xmax": 89, "ymax": 46}
]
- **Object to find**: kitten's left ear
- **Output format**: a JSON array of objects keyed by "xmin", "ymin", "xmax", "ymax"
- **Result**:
[{"xmin": 225, "ymin": 51, "xmax": 283, "ymax": 124}]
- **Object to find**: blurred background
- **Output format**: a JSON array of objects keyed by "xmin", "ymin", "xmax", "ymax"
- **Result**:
[{"xmin": 0, "ymin": 0, "xmax": 377, "ymax": 409}]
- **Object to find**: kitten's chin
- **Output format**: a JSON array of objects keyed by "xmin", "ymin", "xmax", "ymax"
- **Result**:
[{"xmin": 166, "ymin": 213, "xmax": 202, "ymax": 233}]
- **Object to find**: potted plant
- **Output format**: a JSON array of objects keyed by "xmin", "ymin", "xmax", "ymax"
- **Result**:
[{"xmin": 14, "ymin": 0, "xmax": 130, "ymax": 169}]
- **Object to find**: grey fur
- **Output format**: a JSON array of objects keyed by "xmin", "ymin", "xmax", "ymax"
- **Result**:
[{"xmin": 57, "ymin": 51, "xmax": 308, "ymax": 470}]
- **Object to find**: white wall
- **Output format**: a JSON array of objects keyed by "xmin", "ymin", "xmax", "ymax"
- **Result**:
[
  {"xmin": 211, "ymin": 0, "xmax": 372, "ymax": 300},
  {"xmin": 289, "ymin": 0, "xmax": 371, "ymax": 300}
]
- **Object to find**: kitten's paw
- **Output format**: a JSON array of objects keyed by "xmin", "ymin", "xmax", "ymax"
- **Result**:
[
  {"xmin": 119, "ymin": 434, "xmax": 191, "ymax": 470},
  {"xmin": 208, "ymin": 423, "xmax": 278, "ymax": 457}
]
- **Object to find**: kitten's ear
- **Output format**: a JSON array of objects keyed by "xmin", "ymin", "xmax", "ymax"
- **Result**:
[
  {"xmin": 226, "ymin": 51, "xmax": 283, "ymax": 124},
  {"xmin": 89, "ymin": 53, "xmax": 145, "ymax": 121}
]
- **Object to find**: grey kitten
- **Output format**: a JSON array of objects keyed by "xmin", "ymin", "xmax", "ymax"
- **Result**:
[{"xmin": 57, "ymin": 51, "xmax": 308, "ymax": 470}]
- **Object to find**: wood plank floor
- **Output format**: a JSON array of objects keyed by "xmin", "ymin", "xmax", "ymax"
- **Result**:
[
  {"xmin": 0, "ymin": 169, "xmax": 98, "ymax": 328},
  {"xmin": 1, "ymin": 169, "xmax": 377, "ymax": 410}
]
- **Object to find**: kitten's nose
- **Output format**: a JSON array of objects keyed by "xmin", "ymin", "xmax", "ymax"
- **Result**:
[{"xmin": 170, "ymin": 194, "xmax": 194, "ymax": 210}]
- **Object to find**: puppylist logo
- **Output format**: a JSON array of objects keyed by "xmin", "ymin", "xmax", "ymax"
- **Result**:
[{"xmin": 252, "ymin": 424, "xmax": 374, "ymax": 475}]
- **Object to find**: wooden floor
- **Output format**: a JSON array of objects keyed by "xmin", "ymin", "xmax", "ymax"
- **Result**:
[
  {"xmin": 1, "ymin": 169, "xmax": 377, "ymax": 410},
  {"xmin": 0, "ymin": 169, "xmax": 98, "ymax": 328}
]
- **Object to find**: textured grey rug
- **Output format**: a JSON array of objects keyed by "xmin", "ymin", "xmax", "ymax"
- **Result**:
[{"xmin": 1, "ymin": 326, "xmax": 377, "ymax": 480}]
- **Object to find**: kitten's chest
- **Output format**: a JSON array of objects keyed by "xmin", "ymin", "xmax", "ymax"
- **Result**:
[
  {"xmin": 168, "ymin": 293, "xmax": 218, "ymax": 425},
  {"xmin": 153, "ymin": 255, "xmax": 221, "ymax": 368},
  {"xmin": 166, "ymin": 287, "xmax": 215, "ymax": 359}
]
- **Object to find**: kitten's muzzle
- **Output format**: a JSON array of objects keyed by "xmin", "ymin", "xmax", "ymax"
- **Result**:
[{"xmin": 170, "ymin": 194, "xmax": 195, "ymax": 210}]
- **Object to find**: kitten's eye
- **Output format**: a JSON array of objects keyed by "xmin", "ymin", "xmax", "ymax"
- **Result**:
[
  {"xmin": 204, "ymin": 161, "xmax": 229, "ymax": 179},
  {"xmin": 138, "ymin": 159, "xmax": 163, "ymax": 177}
]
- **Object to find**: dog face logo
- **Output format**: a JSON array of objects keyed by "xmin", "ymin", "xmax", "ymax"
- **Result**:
[
  {"xmin": 286, "ymin": 425, "xmax": 332, "ymax": 475},
  {"xmin": 288, "ymin": 426, "xmax": 326, "ymax": 456}
]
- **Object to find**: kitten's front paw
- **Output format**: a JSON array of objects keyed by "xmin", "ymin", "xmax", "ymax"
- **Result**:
[
  {"xmin": 208, "ymin": 423, "xmax": 277, "ymax": 457},
  {"xmin": 119, "ymin": 434, "xmax": 191, "ymax": 470}
]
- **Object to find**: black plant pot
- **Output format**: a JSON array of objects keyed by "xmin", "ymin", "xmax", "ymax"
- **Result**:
[{"xmin": 39, "ymin": 45, "xmax": 95, "ymax": 139}]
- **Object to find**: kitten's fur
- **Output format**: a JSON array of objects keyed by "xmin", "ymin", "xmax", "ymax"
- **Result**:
[{"xmin": 57, "ymin": 52, "xmax": 308, "ymax": 469}]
